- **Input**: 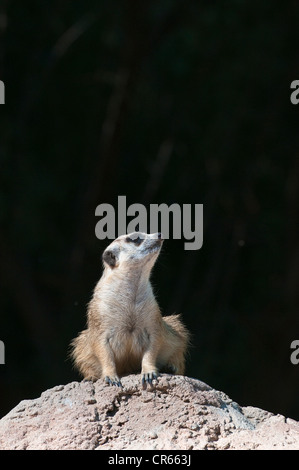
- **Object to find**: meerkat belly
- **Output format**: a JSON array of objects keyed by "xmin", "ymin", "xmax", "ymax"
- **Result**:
[{"xmin": 108, "ymin": 317, "xmax": 149, "ymax": 372}]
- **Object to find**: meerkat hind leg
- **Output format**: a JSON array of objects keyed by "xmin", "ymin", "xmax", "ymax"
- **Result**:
[
  {"xmin": 158, "ymin": 315, "xmax": 188, "ymax": 375},
  {"xmin": 158, "ymin": 340, "xmax": 186, "ymax": 375}
]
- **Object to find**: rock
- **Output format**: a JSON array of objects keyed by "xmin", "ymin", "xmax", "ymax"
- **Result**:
[{"xmin": 0, "ymin": 374, "xmax": 298, "ymax": 450}]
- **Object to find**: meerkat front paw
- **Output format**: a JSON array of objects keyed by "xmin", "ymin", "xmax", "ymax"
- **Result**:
[
  {"xmin": 104, "ymin": 375, "xmax": 123, "ymax": 387},
  {"xmin": 141, "ymin": 371, "xmax": 159, "ymax": 387}
]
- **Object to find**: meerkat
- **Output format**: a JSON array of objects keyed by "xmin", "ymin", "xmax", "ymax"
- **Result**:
[{"xmin": 71, "ymin": 232, "xmax": 190, "ymax": 387}]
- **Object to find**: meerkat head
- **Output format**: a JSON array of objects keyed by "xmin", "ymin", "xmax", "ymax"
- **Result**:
[{"xmin": 102, "ymin": 232, "xmax": 163, "ymax": 271}]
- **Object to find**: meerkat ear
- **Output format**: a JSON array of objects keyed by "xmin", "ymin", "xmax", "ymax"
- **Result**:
[{"xmin": 102, "ymin": 249, "xmax": 117, "ymax": 268}]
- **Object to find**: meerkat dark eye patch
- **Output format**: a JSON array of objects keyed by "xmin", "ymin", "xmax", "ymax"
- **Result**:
[
  {"xmin": 125, "ymin": 234, "xmax": 143, "ymax": 245},
  {"xmin": 102, "ymin": 250, "xmax": 116, "ymax": 268}
]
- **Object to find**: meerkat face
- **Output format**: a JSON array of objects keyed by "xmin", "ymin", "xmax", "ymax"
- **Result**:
[{"xmin": 102, "ymin": 232, "xmax": 163, "ymax": 270}]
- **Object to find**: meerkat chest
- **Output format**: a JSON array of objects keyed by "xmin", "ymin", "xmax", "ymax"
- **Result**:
[
  {"xmin": 98, "ymin": 280, "xmax": 158, "ymax": 347},
  {"xmin": 105, "ymin": 281, "xmax": 155, "ymax": 325},
  {"xmin": 105, "ymin": 299, "xmax": 154, "ymax": 351},
  {"xmin": 119, "ymin": 300, "xmax": 154, "ymax": 333}
]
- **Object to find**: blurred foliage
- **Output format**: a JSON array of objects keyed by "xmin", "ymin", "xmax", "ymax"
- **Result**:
[{"xmin": 0, "ymin": 0, "xmax": 299, "ymax": 420}]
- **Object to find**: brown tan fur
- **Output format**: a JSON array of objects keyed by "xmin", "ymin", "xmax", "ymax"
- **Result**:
[{"xmin": 70, "ymin": 232, "xmax": 190, "ymax": 387}]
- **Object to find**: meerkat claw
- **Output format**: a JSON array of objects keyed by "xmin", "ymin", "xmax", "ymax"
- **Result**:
[
  {"xmin": 105, "ymin": 376, "xmax": 123, "ymax": 387},
  {"xmin": 142, "ymin": 372, "xmax": 158, "ymax": 387}
]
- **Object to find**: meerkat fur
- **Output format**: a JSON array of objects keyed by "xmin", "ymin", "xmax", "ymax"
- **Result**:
[{"xmin": 71, "ymin": 232, "xmax": 190, "ymax": 387}]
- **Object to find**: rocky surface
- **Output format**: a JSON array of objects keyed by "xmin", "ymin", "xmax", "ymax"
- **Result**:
[{"xmin": 0, "ymin": 374, "xmax": 298, "ymax": 450}]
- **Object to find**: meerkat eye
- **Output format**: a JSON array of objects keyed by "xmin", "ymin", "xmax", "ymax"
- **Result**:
[{"xmin": 126, "ymin": 235, "xmax": 143, "ymax": 245}]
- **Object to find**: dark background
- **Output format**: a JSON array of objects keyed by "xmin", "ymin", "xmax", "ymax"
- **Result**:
[{"xmin": 1, "ymin": 0, "xmax": 299, "ymax": 420}]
